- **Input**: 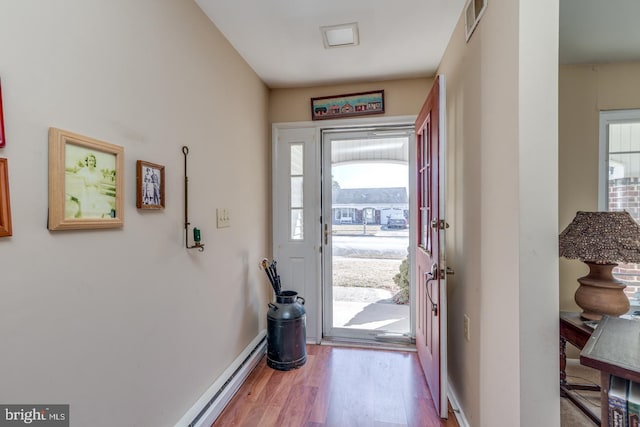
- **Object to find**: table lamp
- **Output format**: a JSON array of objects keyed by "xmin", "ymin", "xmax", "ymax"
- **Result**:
[{"xmin": 559, "ymin": 211, "xmax": 640, "ymax": 320}]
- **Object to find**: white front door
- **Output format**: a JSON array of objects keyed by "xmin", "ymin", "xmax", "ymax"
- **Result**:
[{"xmin": 272, "ymin": 117, "xmax": 419, "ymax": 345}]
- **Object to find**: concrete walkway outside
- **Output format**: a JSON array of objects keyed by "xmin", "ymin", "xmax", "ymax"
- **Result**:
[{"xmin": 333, "ymin": 286, "xmax": 410, "ymax": 333}]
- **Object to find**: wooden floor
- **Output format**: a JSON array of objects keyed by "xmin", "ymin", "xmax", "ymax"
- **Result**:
[{"xmin": 212, "ymin": 344, "xmax": 460, "ymax": 427}]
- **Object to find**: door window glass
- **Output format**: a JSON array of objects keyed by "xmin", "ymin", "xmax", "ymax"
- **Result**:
[
  {"xmin": 418, "ymin": 120, "xmax": 432, "ymax": 252},
  {"xmin": 290, "ymin": 143, "xmax": 304, "ymax": 240},
  {"xmin": 600, "ymin": 110, "xmax": 640, "ymax": 302}
]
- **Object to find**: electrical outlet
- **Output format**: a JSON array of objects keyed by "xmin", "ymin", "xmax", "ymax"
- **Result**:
[
  {"xmin": 463, "ymin": 314, "xmax": 471, "ymax": 341},
  {"xmin": 216, "ymin": 208, "xmax": 231, "ymax": 228}
]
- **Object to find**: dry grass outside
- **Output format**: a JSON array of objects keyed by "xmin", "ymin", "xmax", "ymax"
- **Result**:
[
  {"xmin": 332, "ymin": 224, "xmax": 381, "ymax": 236},
  {"xmin": 332, "ymin": 256, "xmax": 401, "ymax": 293}
]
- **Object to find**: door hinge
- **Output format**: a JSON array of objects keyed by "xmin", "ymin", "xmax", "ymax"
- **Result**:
[
  {"xmin": 430, "ymin": 219, "xmax": 450, "ymax": 230},
  {"xmin": 441, "ymin": 266, "xmax": 455, "ymax": 276}
]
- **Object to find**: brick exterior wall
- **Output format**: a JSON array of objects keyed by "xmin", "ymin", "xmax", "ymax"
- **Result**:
[
  {"xmin": 609, "ymin": 177, "xmax": 640, "ymax": 299},
  {"xmin": 609, "ymin": 177, "xmax": 640, "ymax": 219}
]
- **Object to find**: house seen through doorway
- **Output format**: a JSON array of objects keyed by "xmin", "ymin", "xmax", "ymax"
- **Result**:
[{"xmin": 323, "ymin": 130, "xmax": 412, "ymax": 343}]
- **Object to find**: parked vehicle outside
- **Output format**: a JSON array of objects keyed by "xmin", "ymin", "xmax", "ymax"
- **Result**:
[{"xmin": 387, "ymin": 211, "xmax": 407, "ymax": 229}]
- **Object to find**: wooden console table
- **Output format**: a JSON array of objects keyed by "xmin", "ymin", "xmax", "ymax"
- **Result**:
[
  {"xmin": 560, "ymin": 311, "xmax": 600, "ymax": 425},
  {"xmin": 581, "ymin": 315, "xmax": 640, "ymax": 427}
]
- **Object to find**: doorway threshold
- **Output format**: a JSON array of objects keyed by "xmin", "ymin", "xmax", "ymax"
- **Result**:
[{"xmin": 320, "ymin": 335, "xmax": 416, "ymax": 352}]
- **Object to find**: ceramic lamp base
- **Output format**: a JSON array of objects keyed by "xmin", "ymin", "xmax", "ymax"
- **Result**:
[{"xmin": 575, "ymin": 262, "xmax": 630, "ymax": 321}]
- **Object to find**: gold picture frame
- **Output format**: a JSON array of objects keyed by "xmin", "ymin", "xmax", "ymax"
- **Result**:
[
  {"xmin": 48, "ymin": 128, "xmax": 124, "ymax": 231},
  {"xmin": 0, "ymin": 158, "xmax": 12, "ymax": 237},
  {"xmin": 136, "ymin": 160, "xmax": 165, "ymax": 209}
]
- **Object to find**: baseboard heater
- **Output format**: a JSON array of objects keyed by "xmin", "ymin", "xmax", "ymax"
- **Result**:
[{"xmin": 175, "ymin": 331, "xmax": 267, "ymax": 427}]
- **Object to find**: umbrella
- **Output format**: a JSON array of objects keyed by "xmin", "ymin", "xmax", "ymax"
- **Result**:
[{"xmin": 261, "ymin": 258, "xmax": 281, "ymax": 295}]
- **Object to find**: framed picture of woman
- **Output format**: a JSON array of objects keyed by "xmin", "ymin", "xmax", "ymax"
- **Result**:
[{"xmin": 48, "ymin": 128, "xmax": 124, "ymax": 230}]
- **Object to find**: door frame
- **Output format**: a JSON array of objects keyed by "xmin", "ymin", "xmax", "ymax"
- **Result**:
[
  {"xmin": 320, "ymin": 127, "xmax": 416, "ymax": 342},
  {"xmin": 272, "ymin": 115, "xmax": 417, "ymax": 343}
]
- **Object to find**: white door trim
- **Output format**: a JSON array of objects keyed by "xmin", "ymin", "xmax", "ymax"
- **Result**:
[
  {"xmin": 437, "ymin": 75, "xmax": 448, "ymax": 418},
  {"xmin": 274, "ymin": 115, "xmax": 418, "ymax": 130},
  {"xmin": 273, "ymin": 115, "xmax": 417, "ymax": 344},
  {"xmin": 321, "ymin": 128, "xmax": 416, "ymax": 342}
]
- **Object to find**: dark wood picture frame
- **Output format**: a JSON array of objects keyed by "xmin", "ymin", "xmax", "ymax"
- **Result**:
[
  {"xmin": 136, "ymin": 160, "xmax": 165, "ymax": 209},
  {"xmin": 0, "ymin": 79, "xmax": 6, "ymax": 148},
  {"xmin": 311, "ymin": 90, "xmax": 385, "ymax": 121},
  {"xmin": 48, "ymin": 128, "xmax": 124, "ymax": 231},
  {"xmin": 0, "ymin": 158, "xmax": 12, "ymax": 237}
]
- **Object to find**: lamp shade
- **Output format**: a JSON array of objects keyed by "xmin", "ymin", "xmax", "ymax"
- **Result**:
[{"xmin": 559, "ymin": 211, "xmax": 640, "ymax": 264}]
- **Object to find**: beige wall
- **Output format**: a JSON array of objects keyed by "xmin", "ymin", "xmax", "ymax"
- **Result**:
[
  {"xmin": 0, "ymin": 2, "xmax": 270, "ymax": 426},
  {"xmin": 269, "ymin": 77, "xmax": 433, "ymax": 123},
  {"xmin": 438, "ymin": 0, "xmax": 559, "ymax": 425},
  {"xmin": 559, "ymin": 61, "xmax": 640, "ymax": 311}
]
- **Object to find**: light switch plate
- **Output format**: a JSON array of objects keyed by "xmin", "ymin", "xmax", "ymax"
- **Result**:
[{"xmin": 216, "ymin": 208, "xmax": 230, "ymax": 228}]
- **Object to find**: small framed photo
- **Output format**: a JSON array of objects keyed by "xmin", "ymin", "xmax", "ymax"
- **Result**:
[
  {"xmin": 48, "ymin": 128, "xmax": 124, "ymax": 231},
  {"xmin": 311, "ymin": 90, "xmax": 384, "ymax": 120},
  {"xmin": 136, "ymin": 160, "xmax": 165, "ymax": 209},
  {"xmin": 0, "ymin": 158, "xmax": 12, "ymax": 237}
]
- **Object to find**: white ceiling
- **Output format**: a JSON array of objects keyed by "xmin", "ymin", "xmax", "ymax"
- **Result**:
[
  {"xmin": 195, "ymin": 0, "xmax": 640, "ymax": 89},
  {"xmin": 559, "ymin": 0, "xmax": 640, "ymax": 65},
  {"xmin": 195, "ymin": 0, "xmax": 466, "ymax": 88}
]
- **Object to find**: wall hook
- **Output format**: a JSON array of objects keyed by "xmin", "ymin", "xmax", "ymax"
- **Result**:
[{"xmin": 183, "ymin": 146, "xmax": 204, "ymax": 252}]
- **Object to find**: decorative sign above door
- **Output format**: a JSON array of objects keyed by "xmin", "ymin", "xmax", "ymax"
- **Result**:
[{"xmin": 310, "ymin": 90, "xmax": 384, "ymax": 121}]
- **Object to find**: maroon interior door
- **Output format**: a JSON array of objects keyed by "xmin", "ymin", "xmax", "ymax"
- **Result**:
[{"xmin": 415, "ymin": 75, "xmax": 446, "ymax": 417}]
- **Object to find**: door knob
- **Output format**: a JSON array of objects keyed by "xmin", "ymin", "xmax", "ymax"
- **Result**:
[{"xmin": 424, "ymin": 266, "xmax": 438, "ymax": 316}]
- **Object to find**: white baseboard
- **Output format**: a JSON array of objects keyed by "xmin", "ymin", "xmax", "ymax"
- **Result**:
[
  {"xmin": 174, "ymin": 330, "xmax": 267, "ymax": 427},
  {"xmin": 448, "ymin": 377, "xmax": 470, "ymax": 427}
]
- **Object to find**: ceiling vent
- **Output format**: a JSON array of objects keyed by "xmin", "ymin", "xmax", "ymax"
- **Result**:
[{"xmin": 320, "ymin": 22, "xmax": 359, "ymax": 49}]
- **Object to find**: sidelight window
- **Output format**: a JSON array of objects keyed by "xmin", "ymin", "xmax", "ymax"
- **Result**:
[{"xmin": 290, "ymin": 143, "xmax": 304, "ymax": 240}]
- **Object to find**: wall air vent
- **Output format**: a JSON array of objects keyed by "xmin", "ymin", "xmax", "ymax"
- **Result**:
[{"xmin": 465, "ymin": 0, "xmax": 487, "ymax": 42}]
